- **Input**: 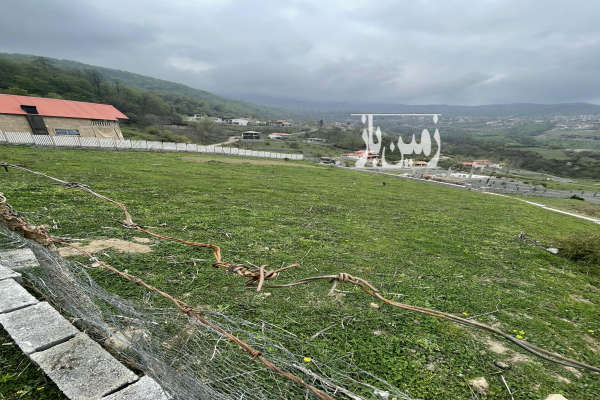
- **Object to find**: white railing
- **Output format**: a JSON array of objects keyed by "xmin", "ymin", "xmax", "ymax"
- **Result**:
[{"xmin": 0, "ymin": 131, "xmax": 304, "ymax": 160}]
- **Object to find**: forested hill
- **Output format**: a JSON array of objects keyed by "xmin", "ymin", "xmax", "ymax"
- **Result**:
[{"xmin": 0, "ymin": 54, "xmax": 278, "ymax": 126}]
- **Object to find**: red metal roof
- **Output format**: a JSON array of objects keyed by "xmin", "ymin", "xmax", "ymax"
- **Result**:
[{"xmin": 0, "ymin": 94, "xmax": 128, "ymax": 121}]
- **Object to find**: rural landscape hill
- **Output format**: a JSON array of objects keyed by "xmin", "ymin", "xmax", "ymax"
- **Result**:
[
  {"xmin": 4, "ymin": 53, "xmax": 600, "ymax": 122},
  {"xmin": 0, "ymin": 53, "xmax": 280, "ymax": 121},
  {"xmin": 233, "ymin": 94, "xmax": 600, "ymax": 118},
  {"xmin": 2, "ymin": 2, "xmax": 600, "ymax": 400}
]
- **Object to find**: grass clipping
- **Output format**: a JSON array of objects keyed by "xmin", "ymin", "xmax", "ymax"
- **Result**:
[{"xmin": 558, "ymin": 233, "xmax": 600, "ymax": 274}]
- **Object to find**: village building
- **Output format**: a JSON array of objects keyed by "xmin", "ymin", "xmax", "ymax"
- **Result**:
[
  {"xmin": 472, "ymin": 159, "xmax": 502, "ymax": 168},
  {"xmin": 185, "ymin": 114, "xmax": 204, "ymax": 121},
  {"xmin": 241, "ymin": 130, "xmax": 261, "ymax": 140},
  {"xmin": 341, "ymin": 149, "xmax": 378, "ymax": 160},
  {"xmin": 267, "ymin": 120, "xmax": 292, "ymax": 127},
  {"xmin": 223, "ymin": 118, "xmax": 249, "ymax": 126},
  {"xmin": 0, "ymin": 94, "xmax": 127, "ymax": 139}
]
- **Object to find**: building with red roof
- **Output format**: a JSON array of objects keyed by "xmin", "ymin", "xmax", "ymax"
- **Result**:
[
  {"xmin": 341, "ymin": 149, "xmax": 378, "ymax": 159},
  {"xmin": 0, "ymin": 94, "xmax": 128, "ymax": 139}
]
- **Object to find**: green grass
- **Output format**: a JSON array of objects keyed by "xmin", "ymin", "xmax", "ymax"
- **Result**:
[
  {"xmin": 0, "ymin": 146, "xmax": 599, "ymax": 399},
  {"xmin": 536, "ymin": 129, "xmax": 600, "ymax": 149},
  {"xmin": 232, "ymin": 138, "xmax": 342, "ymax": 157},
  {"xmin": 517, "ymin": 147, "xmax": 570, "ymax": 160},
  {"xmin": 0, "ymin": 328, "xmax": 66, "ymax": 400}
]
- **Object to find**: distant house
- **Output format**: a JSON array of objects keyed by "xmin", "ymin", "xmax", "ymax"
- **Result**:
[
  {"xmin": 413, "ymin": 161, "xmax": 428, "ymax": 167},
  {"xmin": 268, "ymin": 120, "xmax": 292, "ymax": 127},
  {"xmin": 0, "ymin": 94, "xmax": 127, "ymax": 139},
  {"xmin": 472, "ymin": 159, "xmax": 501, "ymax": 168},
  {"xmin": 241, "ymin": 130, "xmax": 261, "ymax": 140},
  {"xmin": 268, "ymin": 132, "xmax": 292, "ymax": 139},
  {"xmin": 185, "ymin": 114, "xmax": 204, "ymax": 121},
  {"xmin": 231, "ymin": 118, "xmax": 249, "ymax": 126},
  {"xmin": 341, "ymin": 149, "xmax": 377, "ymax": 159}
]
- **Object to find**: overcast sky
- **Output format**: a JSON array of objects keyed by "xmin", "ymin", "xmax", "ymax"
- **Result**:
[{"xmin": 2, "ymin": 0, "xmax": 599, "ymax": 105}]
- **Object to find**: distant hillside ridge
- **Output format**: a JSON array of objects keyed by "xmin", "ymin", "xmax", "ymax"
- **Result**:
[
  {"xmin": 237, "ymin": 94, "xmax": 600, "ymax": 118},
  {"xmin": 0, "ymin": 53, "xmax": 280, "ymax": 122}
]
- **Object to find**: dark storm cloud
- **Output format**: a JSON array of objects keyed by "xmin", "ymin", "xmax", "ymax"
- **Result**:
[{"xmin": 2, "ymin": 0, "xmax": 600, "ymax": 104}]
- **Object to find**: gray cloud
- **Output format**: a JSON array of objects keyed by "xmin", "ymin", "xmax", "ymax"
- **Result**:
[{"xmin": 1, "ymin": 0, "xmax": 599, "ymax": 104}]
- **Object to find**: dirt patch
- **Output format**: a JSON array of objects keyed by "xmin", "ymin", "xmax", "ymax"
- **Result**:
[
  {"xmin": 545, "ymin": 395, "xmax": 569, "ymax": 400},
  {"xmin": 486, "ymin": 338, "xmax": 509, "ymax": 354},
  {"xmin": 132, "ymin": 237, "xmax": 152, "ymax": 243},
  {"xmin": 554, "ymin": 374, "xmax": 571, "ymax": 384},
  {"xmin": 509, "ymin": 352, "xmax": 531, "ymax": 364},
  {"xmin": 569, "ymin": 294, "xmax": 594, "ymax": 304},
  {"xmin": 58, "ymin": 239, "xmax": 152, "ymax": 257},
  {"xmin": 180, "ymin": 156, "xmax": 314, "ymax": 168},
  {"xmin": 563, "ymin": 366, "xmax": 583, "ymax": 378},
  {"xmin": 468, "ymin": 377, "xmax": 489, "ymax": 395},
  {"xmin": 584, "ymin": 334, "xmax": 599, "ymax": 354},
  {"xmin": 560, "ymin": 318, "xmax": 576, "ymax": 325}
]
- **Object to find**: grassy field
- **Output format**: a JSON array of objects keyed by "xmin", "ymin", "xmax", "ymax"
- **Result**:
[
  {"xmin": 0, "ymin": 146, "xmax": 599, "ymax": 399},
  {"xmin": 231, "ymin": 137, "xmax": 341, "ymax": 158},
  {"xmin": 535, "ymin": 129, "xmax": 600, "ymax": 150}
]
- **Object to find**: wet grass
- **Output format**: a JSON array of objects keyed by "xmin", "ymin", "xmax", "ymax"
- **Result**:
[{"xmin": 0, "ymin": 146, "xmax": 599, "ymax": 399}]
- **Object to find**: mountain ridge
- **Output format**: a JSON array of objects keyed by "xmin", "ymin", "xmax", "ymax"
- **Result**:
[
  {"xmin": 0, "ymin": 53, "xmax": 280, "ymax": 119},
  {"xmin": 232, "ymin": 94, "xmax": 600, "ymax": 117}
]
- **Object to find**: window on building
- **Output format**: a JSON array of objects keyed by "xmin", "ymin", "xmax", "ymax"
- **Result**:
[
  {"xmin": 20, "ymin": 105, "xmax": 39, "ymax": 114},
  {"xmin": 55, "ymin": 129, "xmax": 80, "ymax": 136}
]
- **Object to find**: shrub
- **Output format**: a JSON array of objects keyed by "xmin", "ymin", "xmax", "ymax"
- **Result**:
[{"xmin": 558, "ymin": 234, "xmax": 600, "ymax": 275}]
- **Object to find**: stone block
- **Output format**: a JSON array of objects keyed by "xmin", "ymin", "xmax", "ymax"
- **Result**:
[
  {"xmin": 0, "ymin": 248, "xmax": 39, "ymax": 270},
  {"xmin": 30, "ymin": 333, "xmax": 138, "ymax": 400},
  {"xmin": 0, "ymin": 263, "xmax": 20, "ymax": 281},
  {"xmin": 102, "ymin": 376, "xmax": 170, "ymax": 400},
  {"xmin": 0, "ymin": 302, "xmax": 79, "ymax": 354},
  {"xmin": 0, "ymin": 279, "xmax": 38, "ymax": 314}
]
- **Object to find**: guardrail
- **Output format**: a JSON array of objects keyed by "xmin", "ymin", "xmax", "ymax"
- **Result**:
[{"xmin": 0, "ymin": 131, "xmax": 303, "ymax": 161}]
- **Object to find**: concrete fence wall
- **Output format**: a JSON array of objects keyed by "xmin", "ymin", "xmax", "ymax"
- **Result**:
[{"xmin": 0, "ymin": 131, "xmax": 304, "ymax": 161}]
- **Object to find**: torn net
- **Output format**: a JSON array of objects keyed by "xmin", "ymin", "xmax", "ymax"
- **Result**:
[{"xmin": 0, "ymin": 224, "xmax": 414, "ymax": 400}]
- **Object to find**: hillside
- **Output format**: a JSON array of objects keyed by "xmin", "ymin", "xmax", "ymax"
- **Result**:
[{"xmin": 0, "ymin": 53, "xmax": 279, "ymax": 124}]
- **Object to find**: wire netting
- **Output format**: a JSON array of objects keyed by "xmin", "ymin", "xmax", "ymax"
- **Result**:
[{"xmin": 0, "ymin": 224, "xmax": 414, "ymax": 400}]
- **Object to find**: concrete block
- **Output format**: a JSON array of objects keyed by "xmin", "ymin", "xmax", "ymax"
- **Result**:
[
  {"xmin": 0, "ymin": 263, "xmax": 20, "ymax": 281},
  {"xmin": 0, "ymin": 248, "xmax": 39, "ymax": 270},
  {"xmin": 0, "ymin": 302, "xmax": 79, "ymax": 354},
  {"xmin": 102, "ymin": 376, "xmax": 170, "ymax": 400},
  {"xmin": 30, "ymin": 333, "xmax": 138, "ymax": 400},
  {"xmin": 0, "ymin": 279, "xmax": 38, "ymax": 314}
]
